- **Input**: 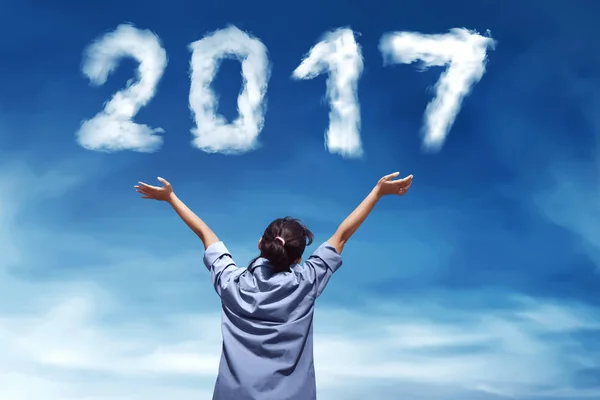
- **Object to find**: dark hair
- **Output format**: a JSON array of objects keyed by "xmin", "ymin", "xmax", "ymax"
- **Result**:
[{"xmin": 249, "ymin": 217, "xmax": 314, "ymax": 273}]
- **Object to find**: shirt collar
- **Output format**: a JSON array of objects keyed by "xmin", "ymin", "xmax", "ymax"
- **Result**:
[{"xmin": 248, "ymin": 257, "xmax": 272, "ymax": 271}]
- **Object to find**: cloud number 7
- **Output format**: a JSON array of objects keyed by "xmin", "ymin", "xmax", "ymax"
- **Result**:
[{"xmin": 380, "ymin": 28, "xmax": 496, "ymax": 151}]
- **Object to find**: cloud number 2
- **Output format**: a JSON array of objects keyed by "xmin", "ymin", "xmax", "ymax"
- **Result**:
[{"xmin": 77, "ymin": 24, "xmax": 168, "ymax": 152}]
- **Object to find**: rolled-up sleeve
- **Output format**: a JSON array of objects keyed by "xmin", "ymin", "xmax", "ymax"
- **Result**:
[
  {"xmin": 203, "ymin": 241, "xmax": 239, "ymax": 296},
  {"xmin": 303, "ymin": 242, "xmax": 342, "ymax": 298}
]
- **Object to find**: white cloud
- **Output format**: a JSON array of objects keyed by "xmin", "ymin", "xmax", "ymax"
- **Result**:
[
  {"xmin": 292, "ymin": 28, "xmax": 364, "ymax": 158},
  {"xmin": 534, "ymin": 163, "xmax": 600, "ymax": 272},
  {"xmin": 497, "ymin": 62, "xmax": 600, "ymax": 275},
  {"xmin": 379, "ymin": 28, "xmax": 495, "ymax": 150},
  {"xmin": 188, "ymin": 25, "xmax": 271, "ymax": 154},
  {"xmin": 0, "ymin": 289, "xmax": 598, "ymax": 399},
  {"xmin": 77, "ymin": 24, "xmax": 168, "ymax": 152},
  {"xmin": 0, "ymin": 162, "xmax": 599, "ymax": 400},
  {"xmin": 312, "ymin": 301, "xmax": 599, "ymax": 395}
]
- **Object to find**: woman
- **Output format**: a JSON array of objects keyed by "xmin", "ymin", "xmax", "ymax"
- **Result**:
[{"xmin": 134, "ymin": 171, "xmax": 413, "ymax": 400}]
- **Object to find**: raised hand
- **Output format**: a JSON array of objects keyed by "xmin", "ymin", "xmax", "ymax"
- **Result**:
[
  {"xmin": 135, "ymin": 177, "xmax": 174, "ymax": 201},
  {"xmin": 375, "ymin": 172, "xmax": 413, "ymax": 197}
]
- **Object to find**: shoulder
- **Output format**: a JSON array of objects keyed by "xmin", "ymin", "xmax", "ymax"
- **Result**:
[
  {"xmin": 203, "ymin": 241, "xmax": 235, "ymax": 267},
  {"xmin": 308, "ymin": 242, "xmax": 342, "ymax": 264}
]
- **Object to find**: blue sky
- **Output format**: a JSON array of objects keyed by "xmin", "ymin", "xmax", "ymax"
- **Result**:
[{"xmin": 1, "ymin": 0, "xmax": 600, "ymax": 399}]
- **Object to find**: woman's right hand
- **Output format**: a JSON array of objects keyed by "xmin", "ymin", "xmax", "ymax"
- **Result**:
[
  {"xmin": 375, "ymin": 172, "xmax": 413, "ymax": 197},
  {"xmin": 135, "ymin": 177, "xmax": 174, "ymax": 201}
]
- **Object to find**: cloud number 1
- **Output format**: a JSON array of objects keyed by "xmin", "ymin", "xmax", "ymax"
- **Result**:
[{"xmin": 292, "ymin": 28, "xmax": 364, "ymax": 158}]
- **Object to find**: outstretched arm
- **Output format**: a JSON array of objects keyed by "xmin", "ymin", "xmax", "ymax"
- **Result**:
[
  {"xmin": 167, "ymin": 193, "xmax": 219, "ymax": 249},
  {"xmin": 328, "ymin": 172, "xmax": 413, "ymax": 254},
  {"xmin": 135, "ymin": 177, "xmax": 219, "ymax": 250}
]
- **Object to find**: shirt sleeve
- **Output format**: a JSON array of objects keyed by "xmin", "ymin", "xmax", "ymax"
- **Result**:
[
  {"xmin": 302, "ymin": 241, "xmax": 343, "ymax": 298},
  {"xmin": 203, "ymin": 241, "xmax": 239, "ymax": 296}
]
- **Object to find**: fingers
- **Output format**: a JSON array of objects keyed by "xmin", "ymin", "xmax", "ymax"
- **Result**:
[
  {"xmin": 391, "ymin": 177, "xmax": 412, "ymax": 196},
  {"xmin": 134, "ymin": 186, "xmax": 150, "ymax": 193},
  {"xmin": 397, "ymin": 181, "xmax": 412, "ymax": 195},
  {"xmin": 137, "ymin": 181, "xmax": 160, "ymax": 190},
  {"xmin": 135, "ymin": 187, "xmax": 154, "ymax": 198},
  {"xmin": 136, "ymin": 189, "xmax": 155, "ymax": 199},
  {"xmin": 157, "ymin": 177, "xmax": 171, "ymax": 186},
  {"xmin": 381, "ymin": 171, "xmax": 400, "ymax": 182},
  {"xmin": 390, "ymin": 174, "xmax": 413, "ymax": 187},
  {"xmin": 134, "ymin": 180, "xmax": 162, "ymax": 200}
]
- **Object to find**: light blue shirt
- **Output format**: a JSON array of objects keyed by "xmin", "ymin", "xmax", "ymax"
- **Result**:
[{"xmin": 203, "ymin": 241, "xmax": 343, "ymax": 400}]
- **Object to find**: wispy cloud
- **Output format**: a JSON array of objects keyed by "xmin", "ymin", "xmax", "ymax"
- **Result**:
[
  {"xmin": 188, "ymin": 25, "xmax": 271, "ymax": 154},
  {"xmin": 0, "ymin": 162, "xmax": 598, "ymax": 400},
  {"xmin": 534, "ymin": 163, "xmax": 600, "ymax": 272},
  {"xmin": 496, "ymin": 60, "xmax": 600, "ymax": 274},
  {"xmin": 77, "ymin": 24, "xmax": 168, "ymax": 152},
  {"xmin": 379, "ymin": 28, "xmax": 495, "ymax": 150},
  {"xmin": 1, "ymin": 285, "xmax": 598, "ymax": 399},
  {"xmin": 313, "ymin": 299, "xmax": 600, "ymax": 397},
  {"xmin": 292, "ymin": 28, "xmax": 364, "ymax": 158}
]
